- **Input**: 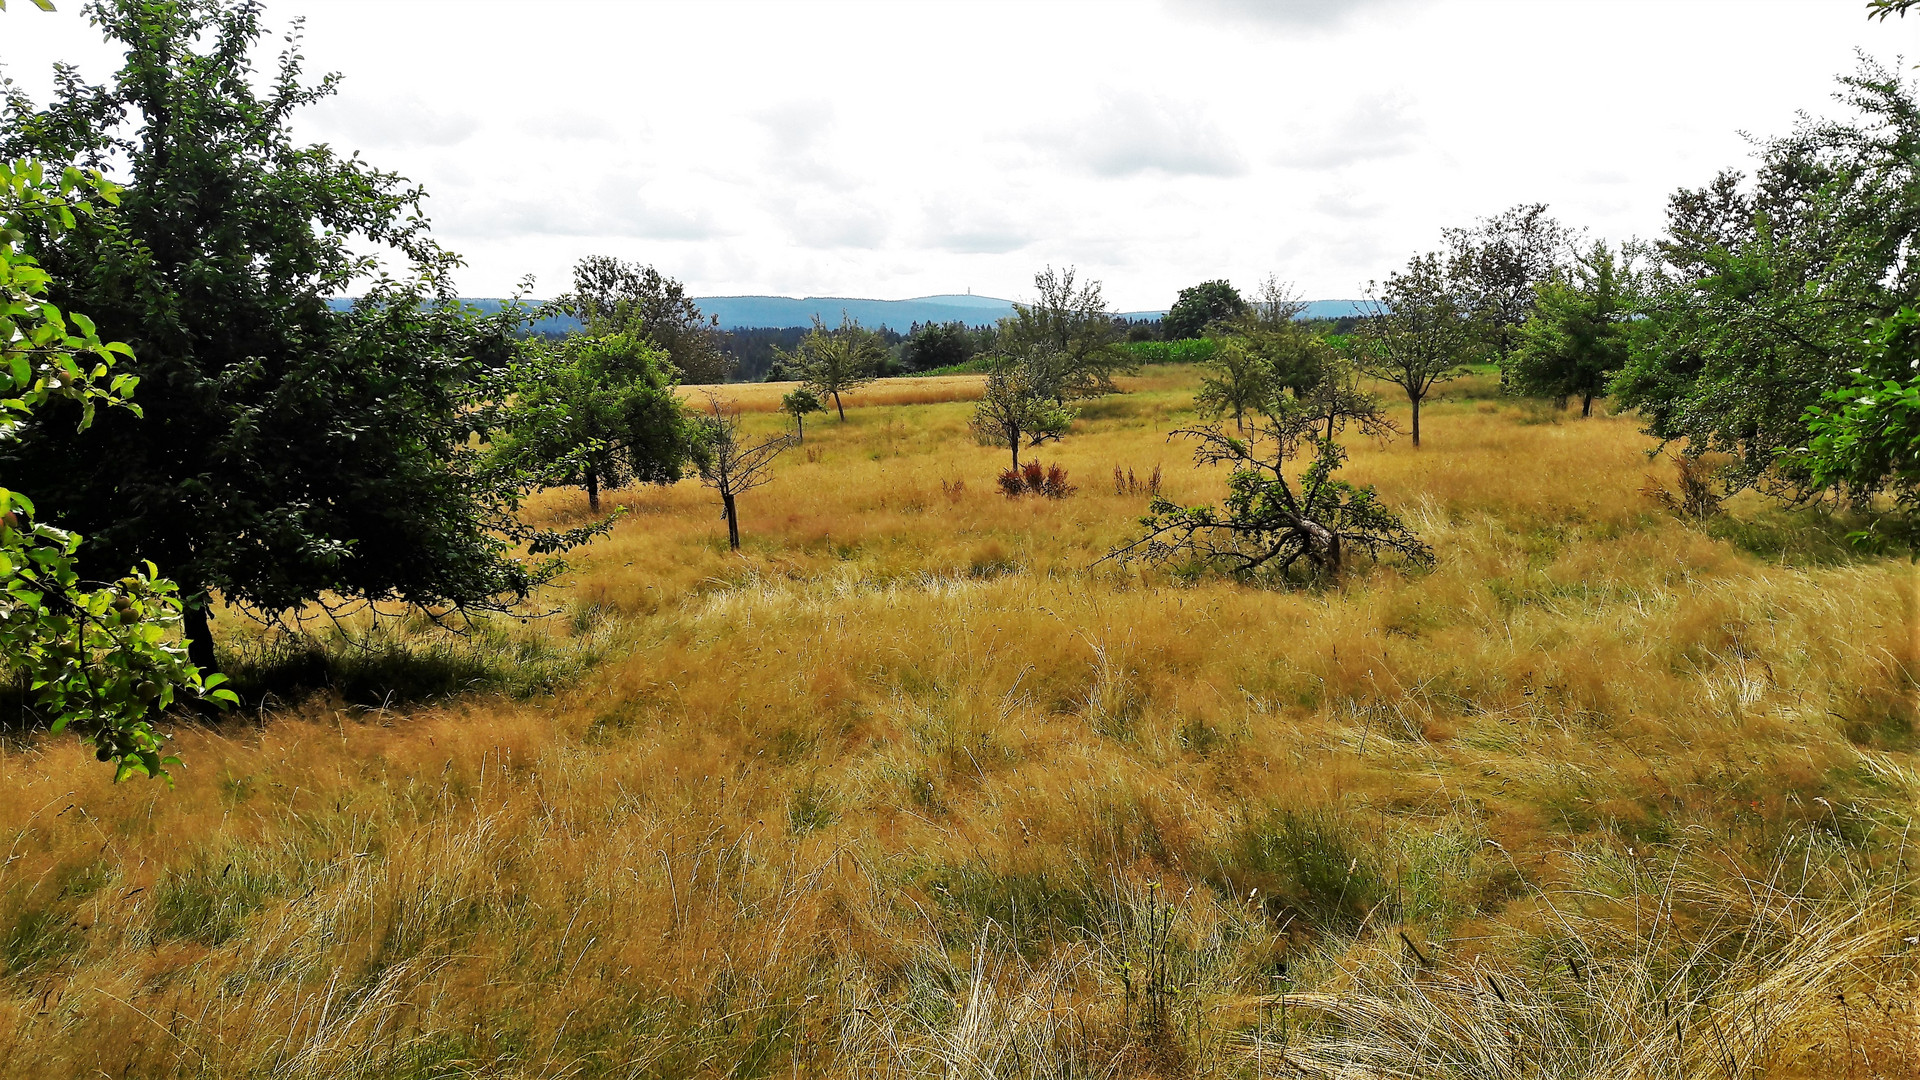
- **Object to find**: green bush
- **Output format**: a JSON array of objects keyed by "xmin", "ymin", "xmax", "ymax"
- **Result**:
[{"xmin": 1126, "ymin": 338, "xmax": 1220, "ymax": 365}]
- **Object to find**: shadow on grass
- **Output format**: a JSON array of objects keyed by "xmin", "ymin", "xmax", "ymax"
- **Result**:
[
  {"xmin": 1706, "ymin": 506, "xmax": 1914, "ymax": 568},
  {"xmin": 217, "ymin": 616, "xmax": 602, "ymax": 711}
]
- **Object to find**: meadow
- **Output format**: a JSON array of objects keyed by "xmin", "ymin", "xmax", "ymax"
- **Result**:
[{"xmin": 1, "ymin": 365, "xmax": 1915, "ymax": 1079}]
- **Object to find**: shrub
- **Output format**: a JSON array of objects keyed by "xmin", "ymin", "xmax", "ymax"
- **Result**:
[
  {"xmin": 1127, "ymin": 338, "xmax": 1220, "ymax": 364},
  {"xmin": 998, "ymin": 461, "xmax": 1075, "ymax": 499}
]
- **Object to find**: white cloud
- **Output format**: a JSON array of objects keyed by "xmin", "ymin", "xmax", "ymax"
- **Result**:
[
  {"xmin": 1171, "ymin": 0, "xmax": 1412, "ymax": 31},
  {"xmin": 4, "ymin": 0, "xmax": 1900, "ymax": 308},
  {"xmin": 1031, "ymin": 93, "xmax": 1248, "ymax": 178},
  {"xmin": 304, "ymin": 94, "xmax": 478, "ymax": 149},
  {"xmin": 1276, "ymin": 94, "xmax": 1423, "ymax": 169}
]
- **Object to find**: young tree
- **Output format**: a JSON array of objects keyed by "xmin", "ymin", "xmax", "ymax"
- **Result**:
[
  {"xmin": 692, "ymin": 394, "xmax": 793, "ymax": 550},
  {"xmin": 773, "ymin": 314, "xmax": 887, "ymax": 421},
  {"xmin": 998, "ymin": 265, "xmax": 1134, "ymax": 401},
  {"xmin": 561, "ymin": 255, "xmax": 731, "ymax": 384},
  {"xmin": 1357, "ymin": 253, "xmax": 1477, "ymax": 446},
  {"xmin": 1, "ymin": 158, "xmax": 235, "ymax": 782},
  {"xmin": 488, "ymin": 330, "xmax": 690, "ymax": 512},
  {"xmin": 1, "ymin": 0, "xmax": 595, "ymax": 669},
  {"xmin": 781, "ymin": 387, "xmax": 825, "ymax": 441},
  {"xmin": 1107, "ymin": 378, "xmax": 1429, "ymax": 581},
  {"xmin": 1507, "ymin": 240, "xmax": 1640, "ymax": 417},
  {"xmin": 901, "ymin": 320, "xmax": 976, "ymax": 373},
  {"xmin": 1443, "ymin": 203, "xmax": 1572, "ymax": 364},
  {"xmin": 1194, "ymin": 339, "xmax": 1274, "ymax": 433},
  {"xmin": 969, "ymin": 350, "xmax": 1077, "ymax": 469},
  {"xmin": 1163, "ymin": 279, "xmax": 1248, "ymax": 340}
]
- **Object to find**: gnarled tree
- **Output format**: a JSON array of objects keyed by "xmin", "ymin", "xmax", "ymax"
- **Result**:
[{"xmin": 1109, "ymin": 380, "xmax": 1426, "ymax": 581}]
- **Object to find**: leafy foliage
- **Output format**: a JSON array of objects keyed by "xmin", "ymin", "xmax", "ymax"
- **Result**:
[
  {"xmin": 560, "ymin": 255, "xmax": 730, "ymax": 384},
  {"xmin": 1356, "ymin": 253, "xmax": 1477, "ymax": 446},
  {"xmin": 1802, "ymin": 306, "xmax": 1920, "ymax": 523},
  {"xmin": 1443, "ymin": 203, "xmax": 1571, "ymax": 363},
  {"xmin": 1612, "ymin": 59, "xmax": 1920, "ymax": 501},
  {"xmin": 1507, "ymin": 240, "xmax": 1642, "ymax": 416},
  {"xmin": 1193, "ymin": 339, "xmax": 1274, "ymax": 432},
  {"xmin": 969, "ymin": 351, "xmax": 1077, "ymax": 469},
  {"xmin": 772, "ymin": 315, "xmax": 887, "ymax": 421},
  {"xmin": 1162, "ymin": 279, "xmax": 1247, "ymax": 340},
  {"xmin": 486, "ymin": 328, "xmax": 690, "ymax": 511},
  {"xmin": 1, "ymin": 0, "xmax": 591, "ymax": 668},
  {"xmin": 1, "ymin": 158, "xmax": 231, "ymax": 781},
  {"xmin": 997, "ymin": 265, "xmax": 1134, "ymax": 400},
  {"xmin": 900, "ymin": 320, "xmax": 976, "ymax": 373},
  {"xmin": 780, "ymin": 386, "xmax": 825, "ymax": 441}
]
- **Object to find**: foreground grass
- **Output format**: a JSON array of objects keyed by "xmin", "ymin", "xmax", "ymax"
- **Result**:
[{"xmin": 1, "ymin": 369, "xmax": 1915, "ymax": 1078}]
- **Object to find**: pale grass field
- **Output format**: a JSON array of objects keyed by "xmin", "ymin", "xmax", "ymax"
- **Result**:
[{"xmin": 2, "ymin": 367, "xmax": 1916, "ymax": 1078}]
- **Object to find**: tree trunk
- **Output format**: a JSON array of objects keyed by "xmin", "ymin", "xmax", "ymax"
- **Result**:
[
  {"xmin": 586, "ymin": 468, "xmax": 600, "ymax": 512},
  {"xmin": 1582, "ymin": 393, "xmax": 1594, "ymax": 418},
  {"xmin": 1411, "ymin": 393, "xmax": 1422, "ymax": 447},
  {"xmin": 723, "ymin": 492, "xmax": 740, "ymax": 550},
  {"xmin": 796, "ymin": 415, "xmax": 805, "ymax": 442},
  {"xmin": 183, "ymin": 598, "xmax": 216, "ymax": 676},
  {"xmin": 1010, "ymin": 431, "xmax": 1020, "ymax": 471},
  {"xmin": 834, "ymin": 392, "xmax": 846, "ymax": 421}
]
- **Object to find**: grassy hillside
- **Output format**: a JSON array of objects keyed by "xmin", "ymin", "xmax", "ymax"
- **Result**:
[{"xmin": 2, "ymin": 367, "xmax": 1914, "ymax": 1078}]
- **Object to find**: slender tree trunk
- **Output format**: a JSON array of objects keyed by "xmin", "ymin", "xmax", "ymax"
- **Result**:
[
  {"xmin": 834, "ymin": 391, "xmax": 846, "ymax": 421},
  {"xmin": 723, "ymin": 492, "xmax": 740, "ymax": 550},
  {"xmin": 1582, "ymin": 393, "xmax": 1594, "ymax": 418},
  {"xmin": 796, "ymin": 415, "xmax": 805, "ymax": 442},
  {"xmin": 1010, "ymin": 430, "xmax": 1020, "ymax": 470},
  {"xmin": 586, "ymin": 468, "xmax": 600, "ymax": 512},
  {"xmin": 1410, "ymin": 392, "xmax": 1422, "ymax": 447},
  {"xmin": 183, "ymin": 598, "xmax": 216, "ymax": 676}
]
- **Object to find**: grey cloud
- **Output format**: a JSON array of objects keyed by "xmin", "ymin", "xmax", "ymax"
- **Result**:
[
  {"xmin": 754, "ymin": 100, "xmax": 855, "ymax": 187},
  {"xmin": 1034, "ymin": 94, "xmax": 1247, "ymax": 178},
  {"xmin": 771, "ymin": 196, "xmax": 890, "ymax": 250},
  {"xmin": 305, "ymin": 94, "xmax": 479, "ymax": 149},
  {"xmin": 933, "ymin": 227, "xmax": 1033, "ymax": 255},
  {"xmin": 466, "ymin": 185, "xmax": 723, "ymax": 242},
  {"xmin": 1276, "ymin": 94, "xmax": 1422, "ymax": 169},
  {"xmin": 1170, "ymin": 0, "xmax": 1411, "ymax": 31},
  {"xmin": 921, "ymin": 201, "xmax": 1035, "ymax": 255}
]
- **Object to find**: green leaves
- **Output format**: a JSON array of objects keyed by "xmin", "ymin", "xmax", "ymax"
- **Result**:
[
  {"xmin": 1, "ymin": 492, "xmax": 233, "ymax": 782},
  {"xmin": 1800, "ymin": 306, "xmax": 1920, "ymax": 522},
  {"xmin": 0, "ymin": 142, "xmax": 225, "ymax": 783},
  {"xmin": 1614, "ymin": 59, "xmax": 1920, "ymax": 503}
]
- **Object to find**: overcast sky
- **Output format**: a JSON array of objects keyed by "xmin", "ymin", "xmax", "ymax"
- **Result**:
[{"xmin": 6, "ymin": 0, "xmax": 1916, "ymax": 309}]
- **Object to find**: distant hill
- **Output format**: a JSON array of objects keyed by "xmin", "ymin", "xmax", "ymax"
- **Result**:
[
  {"xmin": 327, "ymin": 295, "xmax": 1370, "ymax": 331},
  {"xmin": 696, "ymin": 294, "xmax": 1014, "ymax": 331}
]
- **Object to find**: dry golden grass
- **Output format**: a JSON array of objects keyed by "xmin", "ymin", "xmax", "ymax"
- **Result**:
[
  {"xmin": 2, "ymin": 367, "xmax": 1915, "ymax": 1078},
  {"xmin": 678, "ymin": 373, "xmax": 990, "ymax": 412}
]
